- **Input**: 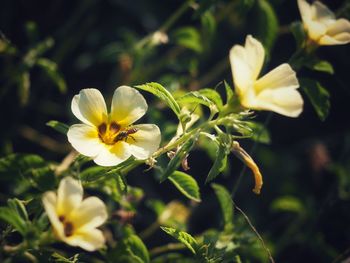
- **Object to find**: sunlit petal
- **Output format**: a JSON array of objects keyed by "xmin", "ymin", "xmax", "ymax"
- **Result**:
[
  {"xmin": 110, "ymin": 86, "xmax": 148, "ymax": 127},
  {"xmin": 127, "ymin": 124, "xmax": 161, "ymax": 159},
  {"xmin": 57, "ymin": 177, "xmax": 83, "ymax": 216},
  {"xmin": 65, "ymin": 228, "xmax": 105, "ymax": 252},
  {"xmin": 312, "ymin": 1, "xmax": 335, "ymax": 25},
  {"xmin": 255, "ymin": 64, "xmax": 299, "ymax": 92},
  {"xmin": 93, "ymin": 141, "xmax": 131, "ymax": 166},
  {"xmin": 319, "ymin": 33, "xmax": 350, "ymax": 45},
  {"xmin": 70, "ymin": 197, "xmax": 108, "ymax": 230},
  {"xmin": 229, "ymin": 35, "xmax": 264, "ymax": 95},
  {"xmin": 72, "ymin": 89, "xmax": 108, "ymax": 126},
  {"xmin": 67, "ymin": 124, "xmax": 103, "ymax": 157},
  {"xmin": 42, "ymin": 191, "xmax": 64, "ymax": 239},
  {"xmin": 297, "ymin": 0, "xmax": 312, "ymax": 24}
]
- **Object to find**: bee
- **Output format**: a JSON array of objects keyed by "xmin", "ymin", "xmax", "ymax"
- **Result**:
[{"xmin": 114, "ymin": 127, "xmax": 138, "ymax": 142}]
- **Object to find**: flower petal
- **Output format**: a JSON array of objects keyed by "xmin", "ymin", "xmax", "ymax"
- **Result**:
[
  {"xmin": 42, "ymin": 191, "xmax": 64, "ymax": 239},
  {"xmin": 65, "ymin": 228, "xmax": 105, "ymax": 252},
  {"xmin": 230, "ymin": 35, "xmax": 265, "ymax": 95},
  {"xmin": 252, "ymin": 64, "xmax": 303, "ymax": 117},
  {"xmin": 93, "ymin": 141, "xmax": 131, "ymax": 166},
  {"xmin": 57, "ymin": 177, "xmax": 83, "ymax": 217},
  {"xmin": 255, "ymin": 64, "xmax": 299, "ymax": 92},
  {"xmin": 67, "ymin": 124, "xmax": 104, "ymax": 157},
  {"xmin": 298, "ymin": 0, "xmax": 312, "ymax": 24},
  {"xmin": 127, "ymin": 124, "xmax": 161, "ymax": 159},
  {"xmin": 70, "ymin": 197, "xmax": 108, "ymax": 230},
  {"xmin": 254, "ymin": 88, "xmax": 304, "ymax": 117},
  {"xmin": 319, "ymin": 33, "xmax": 350, "ymax": 45},
  {"xmin": 311, "ymin": 1, "xmax": 335, "ymax": 25},
  {"xmin": 110, "ymin": 86, "xmax": 148, "ymax": 127},
  {"xmin": 72, "ymin": 89, "xmax": 108, "ymax": 126},
  {"xmin": 327, "ymin": 19, "xmax": 350, "ymax": 36}
]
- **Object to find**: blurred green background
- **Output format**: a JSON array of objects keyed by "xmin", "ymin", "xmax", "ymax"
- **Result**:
[{"xmin": 1, "ymin": 0, "xmax": 350, "ymax": 262}]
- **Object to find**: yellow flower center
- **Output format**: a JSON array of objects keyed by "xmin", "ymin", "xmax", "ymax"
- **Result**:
[{"xmin": 98, "ymin": 122, "xmax": 138, "ymax": 145}]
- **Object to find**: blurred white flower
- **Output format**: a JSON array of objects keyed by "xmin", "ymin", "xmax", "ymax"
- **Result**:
[
  {"xmin": 67, "ymin": 86, "xmax": 161, "ymax": 166},
  {"xmin": 298, "ymin": 0, "xmax": 350, "ymax": 46},
  {"xmin": 42, "ymin": 177, "xmax": 108, "ymax": 251},
  {"xmin": 230, "ymin": 35, "xmax": 303, "ymax": 117}
]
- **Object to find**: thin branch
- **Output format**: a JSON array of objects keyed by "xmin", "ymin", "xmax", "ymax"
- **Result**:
[
  {"xmin": 234, "ymin": 203, "xmax": 275, "ymax": 263},
  {"xmin": 150, "ymin": 243, "xmax": 186, "ymax": 256}
]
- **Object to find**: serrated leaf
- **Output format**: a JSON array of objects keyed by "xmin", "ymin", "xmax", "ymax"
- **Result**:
[
  {"xmin": 46, "ymin": 120, "xmax": 69, "ymax": 135},
  {"xmin": 169, "ymin": 171, "xmax": 201, "ymax": 202},
  {"xmin": 300, "ymin": 78, "xmax": 330, "ymax": 121},
  {"xmin": 161, "ymin": 136, "xmax": 198, "ymax": 182},
  {"xmin": 246, "ymin": 121, "xmax": 270, "ymax": 144},
  {"xmin": 290, "ymin": 21, "xmax": 306, "ymax": 49},
  {"xmin": 135, "ymin": 82, "xmax": 181, "ymax": 117},
  {"xmin": 212, "ymin": 184, "xmax": 233, "ymax": 233},
  {"xmin": 0, "ymin": 207, "xmax": 28, "ymax": 236},
  {"xmin": 198, "ymin": 88, "xmax": 223, "ymax": 110},
  {"xmin": 51, "ymin": 252, "xmax": 79, "ymax": 263},
  {"xmin": 206, "ymin": 144, "xmax": 227, "ymax": 183},
  {"xmin": 36, "ymin": 58, "xmax": 67, "ymax": 93},
  {"xmin": 172, "ymin": 27, "xmax": 203, "ymax": 53},
  {"xmin": 177, "ymin": 91, "xmax": 218, "ymax": 114},
  {"xmin": 305, "ymin": 59, "xmax": 334, "ymax": 74},
  {"xmin": 160, "ymin": 226, "xmax": 198, "ymax": 254},
  {"xmin": 125, "ymin": 234, "xmax": 150, "ymax": 263},
  {"xmin": 250, "ymin": 0, "xmax": 279, "ymax": 52}
]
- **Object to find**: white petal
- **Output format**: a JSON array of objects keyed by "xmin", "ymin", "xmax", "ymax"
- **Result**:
[
  {"xmin": 319, "ymin": 33, "xmax": 350, "ymax": 45},
  {"xmin": 93, "ymin": 141, "xmax": 131, "ymax": 167},
  {"xmin": 42, "ymin": 191, "xmax": 64, "ymax": 239},
  {"xmin": 70, "ymin": 197, "xmax": 108, "ymax": 230},
  {"xmin": 127, "ymin": 124, "xmax": 161, "ymax": 159},
  {"xmin": 254, "ymin": 87, "xmax": 304, "ymax": 117},
  {"xmin": 307, "ymin": 20, "xmax": 328, "ymax": 41},
  {"xmin": 255, "ymin": 64, "xmax": 299, "ymax": 92},
  {"xmin": 57, "ymin": 177, "xmax": 83, "ymax": 217},
  {"xmin": 65, "ymin": 228, "xmax": 105, "ymax": 252},
  {"xmin": 67, "ymin": 124, "xmax": 104, "ymax": 157},
  {"xmin": 72, "ymin": 89, "xmax": 108, "ymax": 126},
  {"xmin": 311, "ymin": 1, "xmax": 335, "ymax": 25},
  {"xmin": 229, "ymin": 35, "xmax": 265, "ymax": 95},
  {"xmin": 327, "ymin": 19, "xmax": 350, "ymax": 36},
  {"xmin": 298, "ymin": 0, "xmax": 312, "ymax": 24},
  {"xmin": 110, "ymin": 86, "xmax": 148, "ymax": 127}
]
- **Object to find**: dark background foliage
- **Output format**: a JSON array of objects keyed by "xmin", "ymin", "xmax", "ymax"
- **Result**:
[{"xmin": 1, "ymin": 0, "xmax": 350, "ymax": 262}]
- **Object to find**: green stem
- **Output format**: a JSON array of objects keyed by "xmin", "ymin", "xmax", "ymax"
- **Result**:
[{"xmin": 150, "ymin": 242, "xmax": 186, "ymax": 256}]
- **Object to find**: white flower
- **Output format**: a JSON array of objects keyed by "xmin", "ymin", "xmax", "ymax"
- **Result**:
[
  {"xmin": 298, "ymin": 0, "xmax": 350, "ymax": 46},
  {"xmin": 42, "ymin": 177, "xmax": 108, "ymax": 251},
  {"xmin": 67, "ymin": 86, "xmax": 161, "ymax": 166},
  {"xmin": 229, "ymin": 35, "xmax": 303, "ymax": 117}
]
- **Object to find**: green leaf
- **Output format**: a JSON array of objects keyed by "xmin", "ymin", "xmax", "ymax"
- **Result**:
[
  {"xmin": 201, "ymin": 11, "xmax": 216, "ymax": 46},
  {"xmin": 224, "ymin": 80, "xmax": 234, "ymax": 104},
  {"xmin": 198, "ymin": 88, "xmax": 223, "ymax": 110},
  {"xmin": 305, "ymin": 58, "xmax": 334, "ymax": 74},
  {"xmin": 46, "ymin": 120, "xmax": 69, "ymax": 135},
  {"xmin": 290, "ymin": 21, "xmax": 306, "ymax": 49},
  {"xmin": 270, "ymin": 196, "xmax": 305, "ymax": 214},
  {"xmin": 206, "ymin": 144, "xmax": 227, "ymax": 183},
  {"xmin": 212, "ymin": 184, "xmax": 233, "ymax": 233},
  {"xmin": 125, "ymin": 234, "xmax": 150, "ymax": 263},
  {"xmin": 160, "ymin": 226, "xmax": 198, "ymax": 254},
  {"xmin": 172, "ymin": 27, "xmax": 203, "ymax": 53},
  {"xmin": 250, "ymin": 0, "xmax": 279, "ymax": 52},
  {"xmin": 135, "ymin": 82, "xmax": 181, "ymax": 117},
  {"xmin": 80, "ymin": 166, "xmax": 109, "ymax": 182},
  {"xmin": 246, "ymin": 121, "xmax": 270, "ymax": 144},
  {"xmin": 300, "ymin": 78, "xmax": 330, "ymax": 121},
  {"xmin": 7, "ymin": 198, "xmax": 29, "ymax": 222},
  {"xmin": 169, "ymin": 171, "xmax": 201, "ymax": 202},
  {"xmin": 36, "ymin": 58, "xmax": 67, "ymax": 93},
  {"xmin": 0, "ymin": 207, "xmax": 28, "ymax": 236},
  {"xmin": 51, "ymin": 252, "xmax": 79, "ymax": 263},
  {"xmin": 177, "ymin": 91, "xmax": 218, "ymax": 114},
  {"xmin": 161, "ymin": 135, "xmax": 198, "ymax": 182}
]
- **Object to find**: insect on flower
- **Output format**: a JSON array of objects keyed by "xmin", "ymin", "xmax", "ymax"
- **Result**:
[{"xmin": 67, "ymin": 86, "xmax": 161, "ymax": 166}]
